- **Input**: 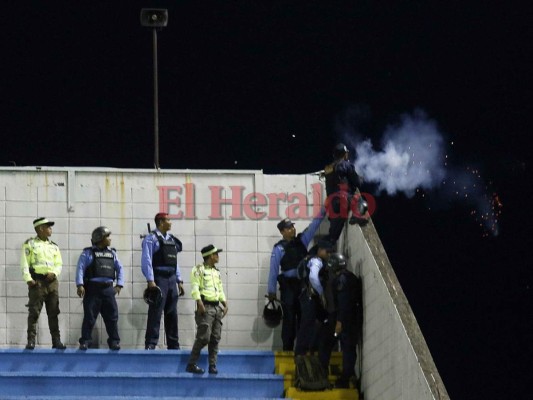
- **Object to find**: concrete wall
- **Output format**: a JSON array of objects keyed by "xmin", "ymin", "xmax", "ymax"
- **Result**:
[
  {"xmin": 339, "ymin": 222, "xmax": 450, "ymax": 399},
  {"xmin": 0, "ymin": 167, "xmax": 328, "ymax": 350},
  {"xmin": 0, "ymin": 166, "xmax": 449, "ymax": 399}
]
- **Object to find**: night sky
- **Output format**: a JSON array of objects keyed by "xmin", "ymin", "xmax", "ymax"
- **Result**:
[{"xmin": 2, "ymin": 2, "xmax": 531, "ymax": 398}]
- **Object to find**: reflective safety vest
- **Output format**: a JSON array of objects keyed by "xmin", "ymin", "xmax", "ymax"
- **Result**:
[
  {"xmin": 21, "ymin": 237, "xmax": 62, "ymax": 282},
  {"xmin": 190, "ymin": 263, "xmax": 226, "ymax": 303}
]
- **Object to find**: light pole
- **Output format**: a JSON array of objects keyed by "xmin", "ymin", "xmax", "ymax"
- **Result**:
[{"xmin": 140, "ymin": 8, "xmax": 168, "ymax": 170}]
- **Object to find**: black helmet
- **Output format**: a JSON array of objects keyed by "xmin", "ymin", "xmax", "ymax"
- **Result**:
[
  {"xmin": 263, "ymin": 299, "xmax": 283, "ymax": 328},
  {"xmin": 327, "ymin": 253, "xmax": 348, "ymax": 273},
  {"xmin": 143, "ymin": 286, "xmax": 162, "ymax": 307},
  {"xmin": 333, "ymin": 143, "xmax": 349, "ymax": 159},
  {"xmin": 91, "ymin": 226, "xmax": 111, "ymax": 244}
]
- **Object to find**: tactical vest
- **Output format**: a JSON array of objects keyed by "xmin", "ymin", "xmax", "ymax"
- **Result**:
[
  {"xmin": 152, "ymin": 234, "xmax": 181, "ymax": 270},
  {"xmin": 85, "ymin": 247, "xmax": 116, "ymax": 280},
  {"xmin": 277, "ymin": 235, "xmax": 308, "ymax": 272},
  {"xmin": 324, "ymin": 161, "xmax": 341, "ymax": 195},
  {"xmin": 324, "ymin": 160, "xmax": 353, "ymax": 195}
]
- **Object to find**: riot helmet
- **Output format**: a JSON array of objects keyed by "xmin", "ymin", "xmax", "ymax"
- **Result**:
[
  {"xmin": 91, "ymin": 226, "xmax": 111, "ymax": 244},
  {"xmin": 262, "ymin": 299, "xmax": 283, "ymax": 328},
  {"xmin": 327, "ymin": 253, "xmax": 348, "ymax": 273},
  {"xmin": 333, "ymin": 143, "xmax": 349, "ymax": 159},
  {"xmin": 143, "ymin": 286, "xmax": 163, "ymax": 307}
]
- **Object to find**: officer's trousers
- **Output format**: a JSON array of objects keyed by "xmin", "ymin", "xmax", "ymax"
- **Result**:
[
  {"xmin": 145, "ymin": 273, "xmax": 179, "ymax": 348},
  {"xmin": 80, "ymin": 282, "xmax": 120, "ymax": 347},
  {"xmin": 188, "ymin": 303, "xmax": 223, "ymax": 366},
  {"xmin": 278, "ymin": 275, "xmax": 301, "ymax": 351},
  {"xmin": 27, "ymin": 278, "xmax": 61, "ymax": 343},
  {"xmin": 294, "ymin": 290, "xmax": 321, "ymax": 356}
]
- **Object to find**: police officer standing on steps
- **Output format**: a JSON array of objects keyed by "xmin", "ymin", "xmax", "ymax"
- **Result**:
[
  {"xmin": 294, "ymin": 239, "xmax": 334, "ymax": 357},
  {"xmin": 20, "ymin": 217, "xmax": 66, "ymax": 350},
  {"xmin": 186, "ymin": 245, "xmax": 228, "ymax": 374},
  {"xmin": 267, "ymin": 209, "xmax": 325, "ymax": 351},
  {"xmin": 324, "ymin": 143, "xmax": 364, "ymax": 244},
  {"xmin": 76, "ymin": 226, "xmax": 124, "ymax": 350},
  {"xmin": 328, "ymin": 253, "xmax": 363, "ymax": 388},
  {"xmin": 141, "ymin": 212, "xmax": 184, "ymax": 350}
]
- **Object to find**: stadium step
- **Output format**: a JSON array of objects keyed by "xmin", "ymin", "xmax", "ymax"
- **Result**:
[
  {"xmin": 0, "ymin": 349, "xmax": 284, "ymax": 399},
  {"xmin": 274, "ymin": 351, "xmax": 359, "ymax": 400}
]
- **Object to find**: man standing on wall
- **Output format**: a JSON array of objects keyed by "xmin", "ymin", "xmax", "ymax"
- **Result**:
[
  {"xmin": 141, "ymin": 212, "xmax": 185, "ymax": 350},
  {"xmin": 324, "ymin": 143, "xmax": 364, "ymax": 243},
  {"xmin": 76, "ymin": 226, "xmax": 124, "ymax": 350},
  {"xmin": 267, "ymin": 209, "xmax": 325, "ymax": 351},
  {"xmin": 20, "ymin": 217, "xmax": 66, "ymax": 350}
]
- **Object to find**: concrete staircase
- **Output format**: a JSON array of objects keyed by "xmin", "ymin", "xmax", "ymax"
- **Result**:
[
  {"xmin": 275, "ymin": 351, "xmax": 360, "ymax": 400},
  {"xmin": 0, "ymin": 349, "xmax": 285, "ymax": 399}
]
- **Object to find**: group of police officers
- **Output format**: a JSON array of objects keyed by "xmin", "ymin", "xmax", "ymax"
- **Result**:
[
  {"xmin": 19, "ymin": 143, "xmax": 364, "ymax": 384},
  {"xmin": 20, "ymin": 212, "xmax": 227, "ymax": 374},
  {"xmin": 267, "ymin": 143, "xmax": 365, "ymax": 388}
]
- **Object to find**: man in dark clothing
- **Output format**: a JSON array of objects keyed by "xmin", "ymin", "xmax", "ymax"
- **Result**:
[
  {"xmin": 324, "ymin": 143, "xmax": 365, "ymax": 243},
  {"xmin": 328, "ymin": 253, "xmax": 363, "ymax": 388},
  {"xmin": 294, "ymin": 239, "xmax": 334, "ymax": 356},
  {"xmin": 76, "ymin": 226, "xmax": 124, "ymax": 350}
]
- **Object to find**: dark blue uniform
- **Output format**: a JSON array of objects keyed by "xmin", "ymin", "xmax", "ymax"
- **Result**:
[
  {"xmin": 268, "ymin": 212, "xmax": 325, "ymax": 351},
  {"xmin": 76, "ymin": 246, "xmax": 124, "ymax": 348},
  {"xmin": 324, "ymin": 158, "xmax": 361, "ymax": 243},
  {"xmin": 141, "ymin": 230, "xmax": 183, "ymax": 349},
  {"xmin": 332, "ymin": 269, "xmax": 362, "ymax": 385}
]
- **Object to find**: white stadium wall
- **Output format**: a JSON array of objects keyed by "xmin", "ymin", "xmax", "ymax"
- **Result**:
[{"xmin": 0, "ymin": 166, "xmax": 448, "ymax": 399}]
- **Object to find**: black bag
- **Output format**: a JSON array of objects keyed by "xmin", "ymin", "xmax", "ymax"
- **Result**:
[
  {"xmin": 294, "ymin": 354, "xmax": 331, "ymax": 391},
  {"xmin": 296, "ymin": 255, "xmax": 312, "ymax": 281}
]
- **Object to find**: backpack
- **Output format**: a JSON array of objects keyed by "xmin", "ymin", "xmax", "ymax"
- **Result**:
[
  {"xmin": 294, "ymin": 354, "xmax": 331, "ymax": 391},
  {"xmin": 296, "ymin": 255, "xmax": 312, "ymax": 281}
]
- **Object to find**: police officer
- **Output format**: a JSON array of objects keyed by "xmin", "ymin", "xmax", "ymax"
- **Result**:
[
  {"xmin": 76, "ymin": 226, "xmax": 124, "ymax": 350},
  {"xmin": 267, "ymin": 209, "xmax": 325, "ymax": 351},
  {"xmin": 186, "ymin": 245, "xmax": 228, "ymax": 374},
  {"xmin": 329, "ymin": 253, "xmax": 363, "ymax": 388},
  {"xmin": 20, "ymin": 217, "xmax": 66, "ymax": 350},
  {"xmin": 324, "ymin": 143, "xmax": 364, "ymax": 243},
  {"xmin": 141, "ymin": 212, "xmax": 184, "ymax": 350},
  {"xmin": 294, "ymin": 239, "xmax": 334, "ymax": 356}
]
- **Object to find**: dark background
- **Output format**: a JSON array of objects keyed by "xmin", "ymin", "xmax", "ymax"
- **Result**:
[{"xmin": 2, "ymin": 2, "xmax": 531, "ymax": 398}]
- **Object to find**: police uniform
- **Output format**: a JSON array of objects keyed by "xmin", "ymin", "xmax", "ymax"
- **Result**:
[
  {"xmin": 332, "ymin": 269, "xmax": 362, "ymax": 386},
  {"xmin": 324, "ymin": 146, "xmax": 362, "ymax": 243},
  {"xmin": 76, "ymin": 245, "xmax": 124, "ymax": 349},
  {"xmin": 141, "ymin": 229, "xmax": 183, "ymax": 349},
  {"xmin": 294, "ymin": 253, "xmax": 329, "ymax": 356},
  {"xmin": 267, "ymin": 210, "xmax": 325, "ymax": 351},
  {"xmin": 187, "ymin": 245, "xmax": 227, "ymax": 373},
  {"xmin": 20, "ymin": 218, "xmax": 64, "ymax": 349}
]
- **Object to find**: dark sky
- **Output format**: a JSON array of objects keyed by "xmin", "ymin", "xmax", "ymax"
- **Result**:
[{"xmin": 2, "ymin": 2, "xmax": 531, "ymax": 398}]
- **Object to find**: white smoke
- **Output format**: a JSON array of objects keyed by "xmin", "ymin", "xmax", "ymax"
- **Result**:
[
  {"xmin": 351, "ymin": 110, "xmax": 446, "ymax": 197},
  {"xmin": 341, "ymin": 108, "xmax": 501, "ymax": 236}
]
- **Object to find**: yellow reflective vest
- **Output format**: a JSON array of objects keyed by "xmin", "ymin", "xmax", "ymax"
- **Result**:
[
  {"xmin": 190, "ymin": 263, "xmax": 226, "ymax": 303},
  {"xmin": 20, "ymin": 237, "xmax": 63, "ymax": 282}
]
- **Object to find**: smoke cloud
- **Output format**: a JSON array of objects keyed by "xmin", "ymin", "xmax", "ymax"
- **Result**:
[
  {"xmin": 341, "ymin": 108, "xmax": 501, "ymax": 236},
  {"xmin": 352, "ymin": 110, "xmax": 446, "ymax": 197}
]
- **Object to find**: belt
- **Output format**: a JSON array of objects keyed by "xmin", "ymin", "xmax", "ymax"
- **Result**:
[
  {"xmin": 32, "ymin": 273, "xmax": 48, "ymax": 281},
  {"xmin": 203, "ymin": 300, "xmax": 219, "ymax": 306},
  {"xmin": 87, "ymin": 281, "xmax": 113, "ymax": 287},
  {"xmin": 154, "ymin": 269, "xmax": 175, "ymax": 277}
]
